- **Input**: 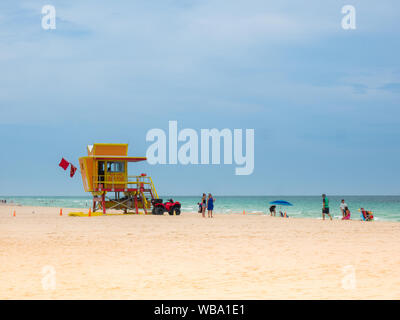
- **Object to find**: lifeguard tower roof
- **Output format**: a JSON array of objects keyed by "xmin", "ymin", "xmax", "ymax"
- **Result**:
[
  {"xmin": 86, "ymin": 143, "xmax": 146, "ymax": 162},
  {"xmin": 87, "ymin": 143, "xmax": 128, "ymax": 156}
]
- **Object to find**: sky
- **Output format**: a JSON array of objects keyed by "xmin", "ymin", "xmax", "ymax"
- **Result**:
[{"xmin": 0, "ymin": 0, "xmax": 399, "ymax": 196}]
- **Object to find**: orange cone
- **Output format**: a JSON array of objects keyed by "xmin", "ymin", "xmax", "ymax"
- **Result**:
[
  {"xmin": 13, "ymin": 210, "xmax": 16, "ymax": 217},
  {"xmin": 60, "ymin": 208, "xmax": 63, "ymax": 216},
  {"xmin": 88, "ymin": 208, "xmax": 91, "ymax": 217}
]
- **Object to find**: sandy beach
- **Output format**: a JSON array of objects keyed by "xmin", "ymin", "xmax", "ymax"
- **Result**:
[{"xmin": 0, "ymin": 204, "xmax": 399, "ymax": 300}]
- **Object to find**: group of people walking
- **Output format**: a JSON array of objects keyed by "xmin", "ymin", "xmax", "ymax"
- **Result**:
[{"xmin": 198, "ymin": 193, "xmax": 215, "ymax": 218}]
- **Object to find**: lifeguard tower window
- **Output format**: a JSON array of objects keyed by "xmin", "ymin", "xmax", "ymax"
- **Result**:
[
  {"xmin": 107, "ymin": 161, "xmax": 125, "ymax": 173},
  {"xmin": 98, "ymin": 161, "xmax": 105, "ymax": 182}
]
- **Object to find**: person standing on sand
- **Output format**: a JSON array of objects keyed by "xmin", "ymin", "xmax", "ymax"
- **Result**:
[
  {"xmin": 322, "ymin": 194, "xmax": 332, "ymax": 220},
  {"xmin": 207, "ymin": 194, "xmax": 215, "ymax": 218},
  {"xmin": 269, "ymin": 205, "xmax": 276, "ymax": 216},
  {"xmin": 339, "ymin": 199, "xmax": 348, "ymax": 218},
  {"xmin": 201, "ymin": 193, "xmax": 206, "ymax": 218}
]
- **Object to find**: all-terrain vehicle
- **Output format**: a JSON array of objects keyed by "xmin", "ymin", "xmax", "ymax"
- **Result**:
[{"xmin": 152, "ymin": 199, "xmax": 181, "ymax": 215}]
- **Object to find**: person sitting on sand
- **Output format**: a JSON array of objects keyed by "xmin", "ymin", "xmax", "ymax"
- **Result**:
[
  {"xmin": 339, "ymin": 199, "xmax": 348, "ymax": 218},
  {"xmin": 322, "ymin": 194, "xmax": 332, "ymax": 220},
  {"xmin": 279, "ymin": 210, "xmax": 289, "ymax": 218},
  {"xmin": 342, "ymin": 206, "xmax": 351, "ymax": 220},
  {"xmin": 207, "ymin": 194, "xmax": 214, "ymax": 218},
  {"xmin": 269, "ymin": 205, "xmax": 276, "ymax": 216},
  {"xmin": 360, "ymin": 208, "xmax": 374, "ymax": 221}
]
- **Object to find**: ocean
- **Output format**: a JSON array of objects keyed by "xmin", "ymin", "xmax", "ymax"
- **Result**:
[{"xmin": 1, "ymin": 195, "xmax": 400, "ymax": 222}]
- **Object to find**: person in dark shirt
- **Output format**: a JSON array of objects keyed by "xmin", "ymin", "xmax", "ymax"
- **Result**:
[
  {"xmin": 269, "ymin": 205, "xmax": 276, "ymax": 216},
  {"xmin": 201, "ymin": 193, "xmax": 206, "ymax": 218}
]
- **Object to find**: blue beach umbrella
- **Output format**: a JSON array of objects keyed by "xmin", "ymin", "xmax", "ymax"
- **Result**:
[
  {"xmin": 269, "ymin": 200, "xmax": 293, "ymax": 217},
  {"xmin": 269, "ymin": 200, "xmax": 293, "ymax": 206}
]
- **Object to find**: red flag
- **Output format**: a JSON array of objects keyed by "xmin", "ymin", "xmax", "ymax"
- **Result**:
[
  {"xmin": 59, "ymin": 158, "xmax": 70, "ymax": 170},
  {"xmin": 70, "ymin": 164, "xmax": 77, "ymax": 178}
]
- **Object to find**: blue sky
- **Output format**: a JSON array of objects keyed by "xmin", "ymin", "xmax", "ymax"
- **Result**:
[{"xmin": 0, "ymin": 0, "xmax": 399, "ymax": 196}]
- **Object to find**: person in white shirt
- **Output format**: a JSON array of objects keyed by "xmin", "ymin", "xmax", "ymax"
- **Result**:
[{"xmin": 339, "ymin": 199, "xmax": 348, "ymax": 218}]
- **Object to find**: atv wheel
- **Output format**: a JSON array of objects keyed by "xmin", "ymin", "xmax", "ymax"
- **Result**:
[{"xmin": 169, "ymin": 207, "xmax": 181, "ymax": 215}]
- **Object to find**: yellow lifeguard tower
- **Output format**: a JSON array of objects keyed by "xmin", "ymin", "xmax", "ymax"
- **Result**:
[{"xmin": 79, "ymin": 143, "xmax": 158, "ymax": 214}]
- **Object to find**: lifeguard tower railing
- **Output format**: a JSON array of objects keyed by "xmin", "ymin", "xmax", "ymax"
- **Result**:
[{"xmin": 92, "ymin": 175, "xmax": 159, "ymax": 200}]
